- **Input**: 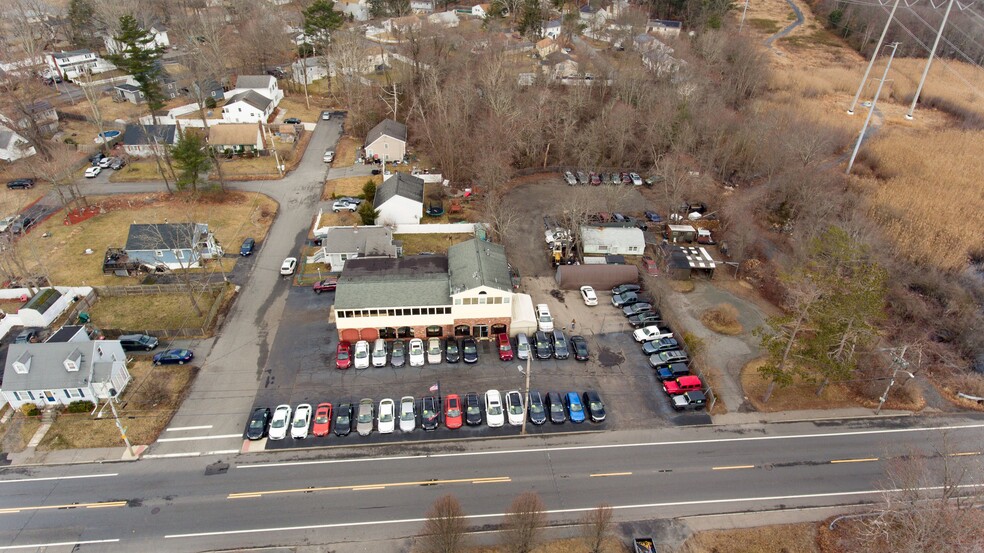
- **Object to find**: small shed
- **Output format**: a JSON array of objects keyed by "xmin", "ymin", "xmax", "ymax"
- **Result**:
[
  {"xmin": 665, "ymin": 224, "xmax": 696, "ymax": 244},
  {"xmin": 510, "ymin": 293, "xmax": 537, "ymax": 337},
  {"xmin": 555, "ymin": 264, "xmax": 639, "ymax": 290},
  {"xmin": 664, "ymin": 245, "xmax": 716, "ymax": 280}
]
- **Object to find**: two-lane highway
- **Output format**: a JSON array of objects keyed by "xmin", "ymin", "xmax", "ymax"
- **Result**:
[{"xmin": 1, "ymin": 416, "xmax": 982, "ymax": 551}]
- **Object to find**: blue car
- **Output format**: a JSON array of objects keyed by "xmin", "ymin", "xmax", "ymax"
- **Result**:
[
  {"xmin": 644, "ymin": 210, "xmax": 663, "ymax": 223},
  {"xmin": 240, "ymin": 237, "xmax": 255, "ymax": 256},
  {"xmin": 153, "ymin": 349, "xmax": 194, "ymax": 365},
  {"xmin": 565, "ymin": 392, "xmax": 585, "ymax": 423}
]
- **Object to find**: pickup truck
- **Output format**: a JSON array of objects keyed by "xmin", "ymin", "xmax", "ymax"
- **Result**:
[
  {"xmin": 672, "ymin": 390, "xmax": 707, "ymax": 411},
  {"xmin": 662, "ymin": 375, "xmax": 702, "ymax": 395},
  {"xmin": 633, "ymin": 536, "xmax": 658, "ymax": 553},
  {"xmin": 655, "ymin": 362, "xmax": 690, "ymax": 382}
]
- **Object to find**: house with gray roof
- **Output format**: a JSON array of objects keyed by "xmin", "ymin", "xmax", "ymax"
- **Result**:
[
  {"xmin": 373, "ymin": 172, "xmax": 424, "ymax": 225},
  {"xmin": 226, "ymin": 74, "xmax": 283, "ymax": 107},
  {"xmin": 0, "ymin": 125, "xmax": 36, "ymax": 162},
  {"xmin": 1, "ymin": 337, "xmax": 131, "ymax": 409},
  {"xmin": 309, "ymin": 226, "xmax": 402, "ymax": 271},
  {"xmin": 121, "ymin": 123, "xmax": 177, "ymax": 157},
  {"xmin": 124, "ymin": 223, "xmax": 223, "ymax": 270},
  {"xmin": 222, "ymin": 90, "xmax": 274, "ymax": 123},
  {"xmin": 364, "ymin": 118, "xmax": 408, "ymax": 162}
]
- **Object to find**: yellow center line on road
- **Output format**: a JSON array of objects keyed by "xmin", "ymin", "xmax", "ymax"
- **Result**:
[
  {"xmin": 712, "ymin": 465, "xmax": 756, "ymax": 471},
  {"xmin": 0, "ymin": 500, "xmax": 128, "ymax": 515},
  {"xmin": 228, "ymin": 476, "xmax": 511, "ymax": 499},
  {"xmin": 589, "ymin": 472, "xmax": 633, "ymax": 478},
  {"xmin": 830, "ymin": 458, "xmax": 879, "ymax": 464},
  {"xmin": 949, "ymin": 451, "xmax": 981, "ymax": 457}
]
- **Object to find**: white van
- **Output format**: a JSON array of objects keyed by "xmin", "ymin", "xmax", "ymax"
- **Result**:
[
  {"xmin": 535, "ymin": 304, "xmax": 554, "ymax": 332},
  {"xmin": 371, "ymin": 339, "xmax": 388, "ymax": 367}
]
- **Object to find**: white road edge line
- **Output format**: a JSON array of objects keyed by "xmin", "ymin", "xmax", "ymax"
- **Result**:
[
  {"xmin": 0, "ymin": 539, "xmax": 120, "ymax": 550},
  {"xmin": 156, "ymin": 433, "xmax": 242, "ymax": 443},
  {"xmin": 166, "ymin": 425, "xmax": 214, "ymax": 432},
  {"xmin": 237, "ymin": 423, "xmax": 984, "ymax": 470},
  {"xmin": 165, "ymin": 484, "xmax": 979, "ymax": 540},
  {"xmin": 143, "ymin": 449, "xmax": 239, "ymax": 460},
  {"xmin": 0, "ymin": 473, "xmax": 119, "ymax": 484}
]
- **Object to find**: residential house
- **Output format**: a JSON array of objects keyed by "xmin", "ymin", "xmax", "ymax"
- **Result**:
[
  {"xmin": 0, "ymin": 338, "xmax": 131, "ymax": 409},
  {"xmin": 472, "ymin": 3, "xmax": 490, "ymax": 17},
  {"xmin": 411, "ymin": 0, "xmax": 435, "ymax": 13},
  {"xmin": 291, "ymin": 56, "xmax": 330, "ymax": 84},
  {"xmin": 647, "ymin": 19, "xmax": 683, "ymax": 38},
  {"xmin": 579, "ymin": 225, "xmax": 646, "ymax": 256},
  {"xmin": 121, "ymin": 124, "xmax": 178, "ymax": 157},
  {"xmin": 227, "ymin": 75, "xmax": 283, "ymax": 107},
  {"xmin": 642, "ymin": 46, "xmax": 683, "ymax": 76},
  {"xmin": 0, "ymin": 100, "xmax": 59, "ymax": 136},
  {"xmin": 0, "ymin": 125, "xmax": 37, "ymax": 162},
  {"xmin": 208, "ymin": 123, "xmax": 265, "ymax": 154},
  {"xmin": 540, "ymin": 51, "xmax": 579, "ymax": 81},
  {"xmin": 536, "ymin": 37, "xmax": 559, "ymax": 58},
  {"xmin": 104, "ymin": 22, "xmax": 170, "ymax": 54},
  {"xmin": 124, "ymin": 223, "xmax": 223, "ymax": 270},
  {"xmin": 46, "ymin": 49, "xmax": 115, "ymax": 81},
  {"xmin": 310, "ymin": 226, "xmax": 402, "ymax": 271},
  {"xmin": 192, "ymin": 79, "xmax": 226, "ymax": 104},
  {"xmin": 542, "ymin": 19, "xmax": 562, "ymax": 39},
  {"xmin": 221, "ymin": 90, "xmax": 273, "ymax": 124},
  {"xmin": 428, "ymin": 11, "xmax": 460, "ymax": 27},
  {"xmin": 364, "ymin": 118, "xmax": 408, "ymax": 162},
  {"xmin": 336, "ymin": 0, "xmax": 371, "ymax": 21},
  {"xmin": 388, "ymin": 15, "xmax": 422, "ymax": 32},
  {"xmin": 114, "ymin": 83, "xmax": 143, "ymax": 104},
  {"xmin": 373, "ymin": 172, "xmax": 424, "ymax": 225}
]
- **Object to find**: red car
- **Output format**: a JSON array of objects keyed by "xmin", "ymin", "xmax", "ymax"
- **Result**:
[
  {"xmin": 336, "ymin": 341, "xmax": 353, "ymax": 369},
  {"xmin": 497, "ymin": 333, "xmax": 513, "ymax": 361},
  {"xmin": 444, "ymin": 394, "xmax": 463, "ymax": 429},
  {"xmin": 313, "ymin": 278, "xmax": 338, "ymax": 294},
  {"xmin": 312, "ymin": 402, "xmax": 332, "ymax": 436},
  {"xmin": 663, "ymin": 375, "xmax": 703, "ymax": 396}
]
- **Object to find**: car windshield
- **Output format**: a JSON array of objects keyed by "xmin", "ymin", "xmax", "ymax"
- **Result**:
[
  {"xmin": 271, "ymin": 418, "xmax": 285, "ymax": 429},
  {"xmin": 423, "ymin": 407, "xmax": 435, "ymax": 418},
  {"xmin": 539, "ymin": 314, "xmax": 551, "ymax": 322},
  {"xmin": 249, "ymin": 419, "xmax": 264, "ymax": 429},
  {"xmin": 489, "ymin": 405, "xmax": 502, "ymax": 416},
  {"xmin": 139, "ymin": 336, "xmax": 153, "ymax": 345},
  {"xmin": 380, "ymin": 413, "xmax": 393, "ymax": 422},
  {"xmin": 551, "ymin": 402, "xmax": 564, "ymax": 413},
  {"xmin": 466, "ymin": 402, "xmax": 480, "ymax": 415},
  {"xmin": 500, "ymin": 344, "xmax": 511, "ymax": 352},
  {"xmin": 590, "ymin": 401, "xmax": 603, "ymax": 411},
  {"xmin": 315, "ymin": 414, "xmax": 328, "ymax": 423},
  {"xmin": 509, "ymin": 403, "xmax": 522, "ymax": 414},
  {"xmin": 401, "ymin": 408, "xmax": 414, "ymax": 421},
  {"xmin": 537, "ymin": 337, "xmax": 550, "ymax": 348},
  {"xmin": 411, "ymin": 343, "xmax": 422, "ymax": 354},
  {"xmin": 569, "ymin": 402, "xmax": 583, "ymax": 412},
  {"xmin": 358, "ymin": 411, "xmax": 371, "ymax": 423},
  {"xmin": 336, "ymin": 412, "xmax": 349, "ymax": 425},
  {"xmin": 447, "ymin": 343, "xmax": 459, "ymax": 353},
  {"xmin": 356, "ymin": 349, "xmax": 368, "ymax": 358},
  {"xmin": 447, "ymin": 407, "xmax": 460, "ymax": 417},
  {"xmin": 293, "ymin": 417, "xmax": 306, "ymax": 428},
  {"xmin": 464, "ymin": 343, "xmax": 477, "ymax": 354},
  {"xmin": 337, "ymin": 351, "xmax": 349, "ymax": 360},
  {"xmin": 530, "ymin": 403, "xmax": 544, "ymax": 414}
]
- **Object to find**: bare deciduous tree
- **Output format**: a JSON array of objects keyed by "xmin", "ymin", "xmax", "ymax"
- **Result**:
[
  {"xmin": 415, "ymin": 495, "xmax": 467, "ymax": 553},
  {"xmin": 502, "ymin": 491, "xmax": 545, "ymax": 553},
  {"xmin": 581, "ymin": 503, "xmax": 614, "ymax": 553}
]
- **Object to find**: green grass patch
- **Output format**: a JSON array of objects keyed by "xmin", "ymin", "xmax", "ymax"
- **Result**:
[
  {"xmin": 747, "ymin": 18, "xmax": 782, "ymax": 34},
  {"xmin": 782, "ymin": 29, "xmax": 843, "ymax": 48}
]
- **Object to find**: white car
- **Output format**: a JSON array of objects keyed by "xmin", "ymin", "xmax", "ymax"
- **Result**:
[
  {"xmin": 323, "ymin": 150, "xmax": 334, "ymax": 163},
  {"xmin": 505, "ymin": 390, "xmax": 525, "ymax": 426},
  {"xmin": 544, "ymin": 228, "xmax": 570, "ymax": 245},
  {"xmin": 535, "ymin": 304, "xmax": 554, "ymax": 332},
  {"xmin": 0, "ymin": 216, "xmax": 18, "ymax": 233},
  {"xmin": 408, "ymin": 338, "xmax": 425, "ymax": 367},
  {"xmin": 290, "ymin": 403, "xmax": 312, "ymax": 439},
  {"xmin": 268, "ymin": 404, "xmax": 292, "ymax": 440},
  {"xmin": 629, "ymin": 172, "xmax": 643, "ymax": 185},
  {"xmin": 377, "ymin": 398, "xmax": 395, "ymax": 434},
  {"xmin": 98, "ymin": 156, "xmax": 114, "ymax": 168},
  {"xmin": 322, "ymin": 111, "xmax": 331, "ymax": 121},
  {"xmin": 426, "ymin": 337, "xmax": 442, "ymax": 365},
  {"xmin": 332, "ymin": 200, "xmax": 357, "ymax": 213},
  {"xmin": 485, "ymin": 389, "xmax": 504, "ymax": 428},
  {"xmin": 399, "ymin": 395, "xmax": 416, "ymax": 432},
  {"xmin": 633, "ymin": 325, "xmax": 674, "ymax": 343},
  {"xmin": 280, "ymin": 257, "xmax": 297, "ymax": 275},
  {"xmin": 563, "ymin": 171, "xmax": 577, "ymax": 185},
  {"xmin": 84, "ymin": 166, "xmax": 101, "ymax": 178},
  {"xmin": 354, "ymin": 340, "xmax": 371, "ymax": 369},
  {"xmin": 580, "ymin": 285, "xmax": 598, "ymax": 306},
  {"xmin": 371, "ymin": 338, "xmax": 388, "ymax": 367}
]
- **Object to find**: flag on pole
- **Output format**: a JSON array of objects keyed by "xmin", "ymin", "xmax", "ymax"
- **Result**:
[{"xmin": 429, "ymin": 384, "xmax": 439, "ymax": 392}]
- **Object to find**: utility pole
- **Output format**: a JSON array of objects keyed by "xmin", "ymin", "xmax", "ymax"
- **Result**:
[
  {"xmin": 108, "ymin": 396, "xmax": 136, "ymax": 458},
  {"xmin": 847, "ymin": 42, "xmax": 898, "ymax": 174},
  {"xmin": 905, "ymin": 0, "xmax": 956, "ymax": 120},
  {"xmin": 848, "ymin": 0, "xmax": 901, "ymax": 115},
  {"xmin": 739, "ymin": 0, "xmax": 751, "ymax": 34},
  {"xmin": 519, "ymin": 353, "xmax": 531, "ymax": 435},
  {"xmin": 876, "ymin": 345, "xmax": 915, "ymax": 414}
]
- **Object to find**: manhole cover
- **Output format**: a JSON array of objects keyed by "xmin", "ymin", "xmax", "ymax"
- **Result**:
[{"xmin": 205, "ymin": 461, "xmax": 229, "ymax": 476}]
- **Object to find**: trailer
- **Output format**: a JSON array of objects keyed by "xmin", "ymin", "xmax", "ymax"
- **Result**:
[{"xmin": 633, "ymin": 536, "xmax": 658, "ymax": 553}]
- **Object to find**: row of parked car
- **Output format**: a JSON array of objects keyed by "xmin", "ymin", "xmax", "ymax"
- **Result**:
[
  {"xmin": 563, "ymin": 170, "xmax": 648, "ymax": 186},
  {"xmin": 248, "ymin": 389, "xmax": 607, "ymax": 441}
]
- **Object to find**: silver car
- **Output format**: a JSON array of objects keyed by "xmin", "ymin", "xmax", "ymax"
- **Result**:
[
  {"xmin": 356, "ymin": 398, "xmax": 374, "ymax": 436},
  {"xmin": 399, "ymin": 396, "xmax": 416, "ymax": 432},
  {"xmin": 515, "ymin": 333, "xmax": 531, "ymax": 361}
]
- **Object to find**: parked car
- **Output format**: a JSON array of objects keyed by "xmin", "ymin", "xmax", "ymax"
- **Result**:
[
  {"xmin": 245, "ymin": 407, "xmax": 271, "ymax": 440},
  {"xmin": 284, "ymin": 117, "xmax": 301, "ymax": 124},
  {"xmin": 546, "ymin": 391, "xmax": 566, "ymax": 424},
  {"xmin": 408, "ymin": 338, "xmax": 425, "ymax": 366},
  {"xmin": 649, "ymin": 349, "xmax": 690, "ymax": 369},
  {"xmin": 336, "ymin": 197, "xmax": 362, "ymax": 206},
  {"xmin": 323, "ymin": 150, "xmax": 334, "ymax": 163},
  {"xmin": 13, "ymin": 328, "xmax": 41, "ymax": 344},
  {"xmin": 421, "ymin": 396, "xmax": 439, "ymax": 430},
  {"xmin": 334, "ymin": 402, "xmax": 353, "ymax": 436},
  {"xmin": 445, "ymin": 339, "xmax": 460, "ymax": 363},
  {"xmin": 464, "ymin": 392, "xmax": 482, "ymax": 426},
  {"xmin": 633, "ymin": 325, "xmax": 674, "ymax": 343},
  {"xmin": 642, "ymin": 337, "xmax": 681, "ymax": 355},
  {"xmin": 444, "ymin": 394, "xmax": 463, "ymax": 429},
  {"xmin": 313, "ymin": 278, "xmax": 338, "ymax": 293},
  {"xmin": 656, "ymin": 362, "xmax": 691, "ymax": 382},
  {"xmin": 119, "ymin": 333, "xmax": 159, "ymax": 351},
  {"xmin": 84, "ymin": 166, "xmax": 101, "ymax": 178},
  {"xmin": 11, "ymin": 216, "xmax": 34, "ymax": 234},
  {"xmin": 535, "ymin": 303, "xmax": 554, "ymax": 332},
  {"xmin": 110, "ymin": 157, "xmax": 126, "ymax": 170},
  {"xmin": 583, "ymin": 390, "xmax": 606, "ymax": 422},
  {"xmin": 534, "ymin": 331, "xmax": 553, "ymax": 359},
  {"xmin": 515, "ymin": 333, "xmax": 531, "ymax": 361},
  {"xmin": 485, "ymin": 389, "xmax": 505, "ymax": 428},
  {"xmin": 0, "ymin": 215, "xmax": 18, "ymax": 232},
  {"xmin": 98, "ymin": 156, "xmax": 114, "ymax": 168},
  {"xmin": 497, "ymin": 333, "xmax": 513, "ymax": 361},
  {"xmin": 612, "ymin": 291, "xmax": 641, "ymax": 307},
  {"xmin": 332, "ymin": 200, "xmax": 357, "ymax": 212},
  {"xmin": 590, "ymin": 172, "xmax": 602, "ymax": 185},
  {"xmin": 153, "ymin": 348, "xmax": 194, "ymax": 365},
  {"xmin": 336, "ymin": 341, "xmax": 353, "ymax": 369},
  {"xmin": 427, "ymin": 337, "xmax": 443, "ymax": 364},
  {"xmin": 371, "ymin": 338, "xmax": 388, "ymax": 368},
  {"xmin": 644, "ymin": 210, "xmax": 663, "ymax": 223},
  {"xmin": 399, "ymin": 396, "xmax": 416, "ymax": 432},
  {"xmin": 580, "ymin": 285, "xmax": 598, "ymax": 306},
  {"xmin": 528, "ymin": 391, "xmax": 546, "ymax": 425},
  {"xmin": 390, "ymin": 340, "xmax": 406, "ymax": 367},
  {"xmin": 322, "ymin": 111, "xmax": 332, "ymax": 120},
  {"xmin": 312, "ymin": 403, "xmax": 332, "ymax": 436},
  {"xmin": 268, "ymin": 404, "xmax": 292, "ymax": 440},
  {"xmin": 462, "ymin": 337, "xmax": 479, "ymax": 364},
  {"xmin": 291, "ymin": 403, "xmax": 312, "ymax": 439},
  {"xmin": 576, "ymin": 171, "xmax": 588, "ymax": 184},
  {"xmin": 629, "ymin": 172, "xmax": 643, "ymax": 185},
  {"xmin": 609, "ymin": 172, "xmax": 621, "ymax": 185},
  {"xmin": 612, "ymin": 284, "xmax": 641, "ymax": 296},
  {"xmin": 551, "ymin": 330, "xmax": 569, "ymax": 360},
  {"xmin": 89, "ymin": 152, "xmax": 105, "ymax": 166},
  {"xmin": 377, "ymin": 398, "xmax": 395, "ymax": 434},
  {"xmin": 620, "ymin": 172, "xmax": 632, "ymax": 185},
  {"xmin": 356, "ymin": 398, "xmax": 374, "ymax": 436},
  {"xmin": 565, "ymin": 392, "xmax": 586, "ymax": 423},
  {"xmin": 672, "ymin": 390, "xmax": 707, "ymax": 411},
  {"xmin": 6, "ymin": 178, "xmax": 34, "ymax": 189},
  {"xmin": 629, "ymin": 312, "xmax": 663, "ymax": 328},
  {"xmin": 353, "ymin": 340, "xmax": 370, "ymax": 369},
  {"xmin": 505, "ymin": 390, "xmax": 524, "ymax": 426},
  {"xmin": 240, "ymin": 237, "xmax": 255, "ymax": 256},
  {"xmin": 623, "ymin": 302, "xmax": 653, "ymax": 316},
  {"xmin": 280, "ymin": 257, "xmax": 297, "ymax": 275},
  {"xmin": 570, "ymin": 335, "xmax": 589, "ymax": 361},
  {"xmin": 563, "ymin": 171, "xmax": 577, "ymax": 185},
  {"xmin": 663, "ymin": 375, "xmax": 703, "ymax": 395}
]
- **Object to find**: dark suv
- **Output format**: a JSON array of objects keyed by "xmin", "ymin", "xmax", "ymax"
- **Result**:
[
  {"xmin": 534, "ymin": 331, "xmax": 552, "ymax": 359},
  {"xmin": 119, "ymin": 334, "xmax": 160, "ymax": 351},
  {"xmin": 6, "ymin": 178, "xmax": 34, "ymax": 189}
]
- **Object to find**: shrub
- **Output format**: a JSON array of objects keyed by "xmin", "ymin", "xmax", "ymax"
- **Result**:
[
  {"xmin": 204, "ymin": 97, "xmax": 217, "ymax": 109},
  {"xmin": 65, "ymin": 400, "xmax": 95, "ymax": 414},
  {"xmin": 701, "ymin": 303, "xmax": 743, "ymax": 335},
  {"xmin": 21, "ymin": 404, "xmax": 40, "ymax": 417}
]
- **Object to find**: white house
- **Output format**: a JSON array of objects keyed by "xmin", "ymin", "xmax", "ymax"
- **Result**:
[
  {"xmin": 1, "ymin": 338, "xmax": 131, "ymax": 410},
  {"xmin": 580, "ymin": 225, "xmax": 646, "ymax": 256},
  {"xmin": 373, "ymin": 172, "xmax": 424, "ymax": 225},
  {"xmin": 0, "ymin": 125, "xmax": 36, "ymax": 162},
  {"xmin": 226, "ymin": 75, "xmax": 283, "ymax": 107},
  {"xmin": 103, "ymin": 23, "xmax": 169, "ymax": 54},
  {"xmin": 428, "ymin": 11, "xmax": 460, "ymax": 27},
  {"xmin": 471, "ymin": 3, "xmax": 490, "ymax": 17},
  {"xmin": 364, "ymin": 118, "xmax": 408, "ymax": 162},
  {"xmin": 336, "ymin": 0, "xmax": 371, "ymax": 20},
  {"xmin": 309, "ymin": 226, "xmax": 402, "ymax": 271},
  {"xmin": 46, "ymin": 49, "xmax": 116, "ymax": 81},
  {"xmin": 411, "ymin": 0, "xmax": 435, "ymax": 12},
  {"xmin": 647, "ymin": 19, "xmax": 683, "ymax": 38},
  {"xmin": 222, "ymin": 90, "xmax": 274, "ymax": 124},
  {"xmin": 542, "ymin": 19, "xmax": 562, "ymax": 39},
  {"xmin": 291, "ymin": 56, "xmax": 330, "ymax": 84},
  {"xmin": 124, "ymin": 223, "xmax": 223, "ymax": 270}
]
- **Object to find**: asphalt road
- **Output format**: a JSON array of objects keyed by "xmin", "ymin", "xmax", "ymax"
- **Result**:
[{"xmin": 1, "ymin": 415, "xmax": 981, "ymax": 551}]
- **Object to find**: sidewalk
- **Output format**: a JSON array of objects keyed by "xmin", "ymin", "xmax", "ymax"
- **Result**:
[{"xmin": 5, "ymin": 445, "xmax": 144, "ymax": 466}]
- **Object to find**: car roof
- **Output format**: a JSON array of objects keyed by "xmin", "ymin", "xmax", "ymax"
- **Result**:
[{"xmin": 678, "ymin": 375, "xmax": 701, "ymax": 384}]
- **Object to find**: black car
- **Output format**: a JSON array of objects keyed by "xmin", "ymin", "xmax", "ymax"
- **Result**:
[
  {"xmin": 421, "ymin": 396, "xmax": 440, "ymax": 430},
  {"xmin": 390, "ymin": 339, "xmax": 406, "ymax": 367},
  {"xmin": 464, "ymin": 392, "xmax": 482, "ymax": 426},
  {"xmin": 445, "ymin": 339, "xmax": 461, "ymax": 363},
  {"xmin": 612, "ymin": 284, "xmax": 641, "ymax": 296},
  {"xmin": 546, "ymin": 392, "xmax": 566, "ymax": 424},
  {"xmin": 6, "ymin": 178, "xmax": 34, "ymax": 190},
  {"xmin": 89, "ymin": 152, "xmax": 105, "ymax": 166},
  {"xmin": 570, "ymin": 335, "xmax": 589, "ymax": 361},
  {"xmin": 642, "ymin": 337, "xmax": 680, "ymax": 356},
  {"xmin": 528, "ymin": 391, "xmax": 546, "ymax": 425},
  {"xmin": 551, "ymin": 330, "xmax": 569, "ymax": 360},
  {"xmin": 110, "ymin": 158, "xmax": 127, "ymax": 170},
  {"xmin": 612, "ymin": 292, "xmax": 641, "ymax": 307},
  {"xmin": 461, "ymin": 337, "xmax": 479, "ymax": 364},
  {"xmin": 284, "ymin": 117, "xmax": 301, "ymax": 124},
  {"xmin": 583, "ymin": 390, "xmax": 606, "ymax": 422},
  {"xmin": 245, "ymin": 407, "xmax": 271, "ymax": 440},
  {"xmin": 119, "ymin": 333, "xmax": 160, "ymax": 351},
  {"xmin": 656, "ymin": 362, "xmax": 690, "ymax": 382},
  {"xmin": 623, "ymin": 303, "xmax": 653, "ymax": 317},
  {"xmin": 240, "ymin": 237, "xmax": 255, "ymax": 256},
  {"xmin": 628, "ymin": 312, "xmax": 663, "ymax": 328},
  {"xmin": 534, "ymin": 331, "xmax": 552, "ymax": 359},
  {"xmin": 334, "ymin": 403, "xmax": 353, "ymax": 436}
]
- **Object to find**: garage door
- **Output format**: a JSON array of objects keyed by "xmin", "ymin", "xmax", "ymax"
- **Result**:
[
  {"xmin": 360, "ymin": 328, "xmax": 379, "ymax": 341},
  {"xmin": 340, "ymin": 329, "xmax": 360, "ymax": 342}
]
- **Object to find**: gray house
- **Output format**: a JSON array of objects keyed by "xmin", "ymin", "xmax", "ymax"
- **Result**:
[
  {"xmin": 1, "ymin": 338, "xmax": 131, "ymax": 409},
  {"xmin": 124, "ymin": 223, "xmax": 223, "ymax": 270},
  {"xmin": 580, "ymin": 225, "xmax": 646, "ymax": 256},
  {"xmin": 310, "ymin": 226, "xmax": 402, "ymax": 271},
  {"xmin": 373, "ymin": 172, "xmax": 424, "ymax": 225},
  {"xmin": 121, "ymin": 124, "xmax": 177, "ymax": 157}
]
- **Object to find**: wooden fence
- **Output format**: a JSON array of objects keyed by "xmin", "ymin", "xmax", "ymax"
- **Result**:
[
  {"xmin": 79, "ymin": 282, "xmax": 233, "ymax": 339},
  {"xmin": 93, "ymin": 282, "xmax": 228, "ymax": 297}
]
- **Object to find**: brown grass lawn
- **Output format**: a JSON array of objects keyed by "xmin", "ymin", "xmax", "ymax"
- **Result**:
[
  {"xmin": 22, "ymin": 191, "xmax": 277, "ymax": 286},
  {"xmin": 333, "ymin": 136, "xmax": 361, "ymax": 167},
  {"xmin": 279, "ymin": 95, "xmax": 332, "ymax": 123},
  {"xmin": 393, "ymin": 233, "xmax": 473, "ymax": 255},
  {"xmin": 213, "ymin": 155, "xmax": 280, "ymax": 178},
  {"xmin": 679, "ymin": 523, "xmax": 820, "ymax": 553},
  {"xmin": 741, "ymin": 358, "xmax": 863, "ymax": 412},
  {"xmin": 110, "ymin": 160, "xmax": 167, "ymax": 182},
  {"xmin": 322, "ymin": 175, "xmax": 382, "ymax": 201},
  {"xmin": 0, "ymin": 412, "xmax": 42, "ymax": 453},
  {"xmin": 86, "ymin": 291, "xmax": 222, "ymax": 330},
  {"xmin": 37, "ymin": 360, "xmax": 197, "ymax": 449},
  {"xmin": 467, "ymin": 536, "xmax": 624, "ymax": 553},
  {"xmin": 60, "ymin": 95, "xmax": 146, "ymax": 123}
]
